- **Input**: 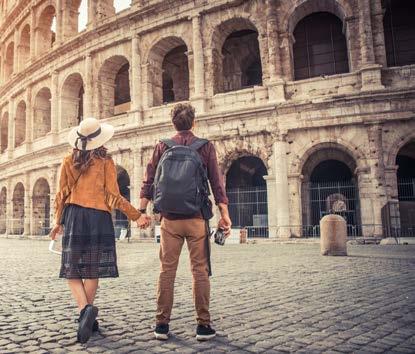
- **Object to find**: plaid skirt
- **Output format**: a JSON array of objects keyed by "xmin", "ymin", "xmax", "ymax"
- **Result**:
[{"xmin": 59, "ymin": 204, "xmax": 119, "ymax": 279}]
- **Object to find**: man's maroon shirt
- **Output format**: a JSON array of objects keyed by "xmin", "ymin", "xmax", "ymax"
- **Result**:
[{"xmin": 140, "ymin": 130, "xmax": 229, "ymax": 220}]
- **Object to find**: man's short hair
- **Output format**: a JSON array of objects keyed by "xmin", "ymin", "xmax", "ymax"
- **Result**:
[{"xmin": 171, "ymin": 103, "xmax": 195, "ymax": 131}]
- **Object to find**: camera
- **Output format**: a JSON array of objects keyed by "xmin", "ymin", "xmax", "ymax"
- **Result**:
[{"xmin": 214, "ymin": 228, "xmax": 226, "ymax": 246}]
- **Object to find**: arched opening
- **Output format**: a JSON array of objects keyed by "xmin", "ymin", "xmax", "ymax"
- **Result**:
[
  {"xmin": 61, "ymin": 73, "xmax": 84, "ymax": 128},
  {"xmin": 383, "ymin": 0, "xmax": 415, "ymax": 67},
  {"xmin": 5, "ymin": 42, "xmax": 14, "ymax": 79},
  {"xmin": 19, "ymin": 24, "xmax": 31, "ymax": 69},
  {"xmin": 78, "ymin": 0, "xmax": 88, "ymax": 32},
  {"xmin": 98, "ymin": 56, "xmax": 130, "ymax": 118},
  {"xmin": 147, "ymin": 37, "xmax": 189, "ymax": 107},
  {"xmin": 221, "ymin": 29, "xmax": 262, "ymax": 93},
  {"xmin": 114, "ymin": 63, "xmax": 131, "ymax": 114},
  {"xmin": 12, "ymin": 182, "xmax": 24, "ymax": 235},
  {"xmin": 161, "ymin": 45, "xmax": 189, "ymax": 104},
  {"xmin": 211, "ymin": 18, "xmax": 263, "ymax": 94},
  {"xmin": 34, "ymin": 88, "xmax": 51, "ymax": 139},
  {"xmin": 112, "ymin": 166, "xmax": 131, "ymax": 239},
  {"xmin": 32, "ymin": 178, "xmax": 50, "ymax": 235},
  {"xmin": 36, "ymin": 5, "xmax": 56, "ymax": 56},
  {"xmin": 1, "ymin": 112, "xmax": 8, "ymax": 153},
  {"xmin": 15, "ymin": 100, "xmax": 26, "ymax": 147},
  {"xmin": 396, "ymin": 140, "xmax": 415, "ymax": 236},
  {"xmin": 301, "ymin": 148, "xmax": 361, "ymax": 237},
  {"xmin": 0, "ymin": 187, "xmax": 6, "ymax": 234},
  {"xmin": 293, "ymin": 12, "xmax": 349, "ymax": 80},
  {"xmin": 226, "ymin": 156, "xmax": 268, "ymax": 238}
]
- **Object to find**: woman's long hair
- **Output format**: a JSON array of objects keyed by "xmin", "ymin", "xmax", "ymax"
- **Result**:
[{"xmin": 72, "ymin": 146, "xmax": 110, "ymax": 173}]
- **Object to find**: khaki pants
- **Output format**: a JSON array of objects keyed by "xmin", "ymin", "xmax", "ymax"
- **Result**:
[{"xmin": 156, "ymin": 218, "xmax": 210, "ymax": 325}]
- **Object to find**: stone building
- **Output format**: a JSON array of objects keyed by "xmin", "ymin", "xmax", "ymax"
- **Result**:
[{"xmin": 0, "ymin": 0, "xmax": 414, "ymax": 239}]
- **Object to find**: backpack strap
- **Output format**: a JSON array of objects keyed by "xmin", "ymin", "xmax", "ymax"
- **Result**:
[
  {"xmin": 160, "ymin": 139, "xmax": 179, "ymax": 148},
  {"xmin": 189, "ymin": 138, "xmax": 209, "ymax": 151}
]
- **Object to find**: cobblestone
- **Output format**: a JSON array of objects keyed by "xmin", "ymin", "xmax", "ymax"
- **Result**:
[{"xmin": 1, "ymin": 239, "xmax": 415, "ymax": 353}]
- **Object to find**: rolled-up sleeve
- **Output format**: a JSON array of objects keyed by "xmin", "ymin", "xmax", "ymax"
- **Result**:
[
  {"xmin": 206, "ymin": 143, "xmax": 229, "ymax": 205},
  {"xmin": 140, "ymin": 143, "xmax": 165, "ymax": 200}
]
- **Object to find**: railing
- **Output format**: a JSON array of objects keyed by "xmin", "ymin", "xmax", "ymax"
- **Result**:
[{"xmin": 398, "ymin": 177, "xmax": 415, "ymax": 201}]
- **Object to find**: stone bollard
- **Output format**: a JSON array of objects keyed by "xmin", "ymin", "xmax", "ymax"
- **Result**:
[
  {"xmin": 320, "ymin": 214, "xmax": 347, "ymax": 256},
  {"xmin": 240, "ymin": 228, "xmax": 247, "ymax": 244}
]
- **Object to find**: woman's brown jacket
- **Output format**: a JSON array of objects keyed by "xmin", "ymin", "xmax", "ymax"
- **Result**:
[{"xmin": 54, "ymin": 154, "xmax": 140, "ymax": 224}]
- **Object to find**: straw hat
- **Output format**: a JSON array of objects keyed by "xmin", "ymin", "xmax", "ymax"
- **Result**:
[{"xmin": 68, "ymin": 117, "xmax": 114, "ymax": 151}]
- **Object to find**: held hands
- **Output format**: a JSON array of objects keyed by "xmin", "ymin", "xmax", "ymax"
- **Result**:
[
  {"xmin": 50, "ymin": 224, "xmax": 63, "ymax": 240},
  {"xmin": 136, "ymin": 214, "xmax": 152, "ymax": 229}
]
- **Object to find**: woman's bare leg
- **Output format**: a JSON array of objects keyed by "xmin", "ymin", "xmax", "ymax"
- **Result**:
[
  {"xmin": 83, "ymin": 279, "xmax": 99, "ymax": 305},
  {"xmin": 67, "ymin": 279, "xmax": 89, "ymax": 312}
]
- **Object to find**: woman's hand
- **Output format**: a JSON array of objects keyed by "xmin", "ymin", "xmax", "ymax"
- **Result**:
[
  {"xmin": 50, "ymin": 224, "xmax": 63, "ymax": 240},
  {"xmin": 137, "ymin": 214, "xmax": 152, "ymax": 229}
]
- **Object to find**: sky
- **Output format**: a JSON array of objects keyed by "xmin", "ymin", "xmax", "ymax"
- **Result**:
[{"xmin": 78, "ymin": 0, "xmax": 132, "ymax": 32}]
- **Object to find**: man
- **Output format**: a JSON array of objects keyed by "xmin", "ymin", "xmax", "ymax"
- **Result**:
[{"xmin": 138, "ymin": 103, "xmax": 231, "ymax": 341}]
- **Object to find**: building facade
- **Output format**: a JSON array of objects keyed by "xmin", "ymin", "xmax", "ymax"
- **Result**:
[{"xmin": 0, "ymin": 0, "xmax": 414, "ymax": 238}]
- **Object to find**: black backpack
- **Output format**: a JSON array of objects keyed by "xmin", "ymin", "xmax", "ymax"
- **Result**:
[{"xmin": 153, "ymin": 138, "xmax": 212, "ymax": 218}]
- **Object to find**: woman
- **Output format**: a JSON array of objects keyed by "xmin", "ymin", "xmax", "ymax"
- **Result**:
[{"xmin": 50, "ymin": 117, "xmax": 140, "ymax": 344}]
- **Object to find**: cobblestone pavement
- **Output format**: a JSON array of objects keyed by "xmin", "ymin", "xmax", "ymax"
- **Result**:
[{"xmin": 1, "ymin": 238, "xmax": 415, "ymax": 354}]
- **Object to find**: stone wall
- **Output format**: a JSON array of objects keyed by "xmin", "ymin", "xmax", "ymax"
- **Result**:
[{"xmin": 0, "ymin": 0, "xmax": 414, "ymax": 238}]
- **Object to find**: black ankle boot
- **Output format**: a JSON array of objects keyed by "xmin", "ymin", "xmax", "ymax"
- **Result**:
[{"xmin": 77, "ymin": 305, "xmax": 98, "ymax": 343}]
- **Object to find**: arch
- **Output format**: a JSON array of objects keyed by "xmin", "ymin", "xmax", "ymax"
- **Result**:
[
  {"xmin": 32, "ymin": 178, "xmax": 50, "ymax": 235},
  {"xmin": 98, "ymin": 55, "xmax": 130, "ymax": 118},
  {"xmin": 12, "ymin": 182, "xmax": 24, "ymax": 235},
  {"xmin": 36, "ymin": 5, "xmax": 56, "ymax": 56},
  {"xmin": 383, "ymin": 0, "xmax": 415, "ymax": 67},
  {"xmin": 211, "ymin": 18, "xmax": 263, "ymax": 94},
  {"xmin": 225, "ymin": 156, "xmax": 268, "ymax": 237},
  {"xmin": 292, "ymin": 140, "xmax": 366, "ymax": 176},
  {"xmin": 1, "ymin": 112, "xmax": 8, "ymax": 153},
  {"xmin": 283, "ymin": 0, "xmax": 351, "ymax": 34},
  {"xmin": 19, "ymin": 24, "xmax": 31, "ymax": 69},
  {"xmin": 145, "ymin": 36, "xmax": 189, "ymax": 107},
  {"xmin": 5, "ymin": 42, "xmax": 14, "ymax": 79},
  {"xmin": 113, "ymin": 165, "xmax": 130, "ymax": 239},
  {"xmin": 61, "ymin": 73, "xmax": 84, "ymax": 128},
  {"xmin": 386, "ymin": 131, "xmax": 415, "ymax": 166},
  {"xmin": 0, "ymin": 187, "xmax": 6, "ymax": 234},
  {"xmin": 300, "ymin": 145, "xmax": 361, "ymax": 236},
  {"xmin": 15, "ymin": 100, "xmax": 26, "ymax": 147},
  {"xmin": 395, "ymin": 139, "xmax": 415, "ymax": 236},
  {"xmin": 33, "ymin": 87, "xmax": 51, "ymax": 139},
  {"xmin": 77, "ymin": 0, "xmax": 88, "ymax": 32},
  {"xmin": 293, "ymin": 12, "xmax": 349, "ymax": 80}
]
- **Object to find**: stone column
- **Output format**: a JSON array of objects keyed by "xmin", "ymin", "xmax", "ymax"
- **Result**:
[
  {"xmin": 13, "ymin": 29, "xmax": 19, "ymax": 73},
  {"xmin": 84, "ymin": 54, "xmax": 94, "ymax": 118},
  {"xmin": 371, "ymin": 0, "xmax": 387, "ymax": 67},
  {"xmin": 359, "ymin": 0, "xmax": 384, "ymax": 91},
  {"xmin": 266, "ymin": 0, "xmax": 285, "ymax": 103},
  {"xmin": 55, "ymin": 0, "xmax": 63, "ymax": 44},
  {"xmin": 357, "ymin": 123, "xmax": 387, "ymax": 237},
  {"xmin": 190, "ymin": 14, "xmax": 206, "ymax": 112},
  {"xmin": 267, "ymin": 137, "xmax": 291, "ymax": 238},
  {"xmin": 23, "ymin": 173, "xmax": 31, "ymax": 236},
  {"xmin": 130, "ymin": 146, "xmax": 143, "ymax": 239},
  {"xmin": 7, "ymin": 98, "xmax": 14, "ymax": 158},
  {"xmin": 130, "ymin": 34, "xmax": 143, "ymax": 116},
  {"xmin": 25, "ymin": 86, "xmax": 33, "ymax": 148},
  {"xmin": 51, "ymin": 70, "xmax": 59, "ymax": 135},
  {"xmin": 29, "ymin": 8, "xmax": 36, "ymax": 61},
  {"xmin": 48, "ymin": 165, "xmax": 59, "ymax": 226},
  {"xmin": 6, "ymin": 179, "xmax": 12, "ymax": 235},
  {"xmin": 288, "ymin": 174, "xmax": 302, "ymax": 237}
]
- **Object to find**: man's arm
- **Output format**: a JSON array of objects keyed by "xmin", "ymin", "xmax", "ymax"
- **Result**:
[
  {"xmin": 205, "ymin": 143, "xmax": 232, "ymax": 235},
  {"xmin": 137, "ymin": 143, "xmax": 164, "ymax": 228}
]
